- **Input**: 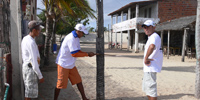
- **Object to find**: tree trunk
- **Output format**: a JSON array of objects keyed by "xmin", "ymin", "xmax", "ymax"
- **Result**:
[
  {"xmin": 51, "ymin": 17, "xmax": 56, "ymax": 53},
  {"xmin": 60, "ymin": 34, "xmax": 63, "ymax": 46},
  {"xmin": 96, "ymin": 0, "xmax": 104, "ymax": 100},
  {"xmin": 44, "ymin": 14, "xmax": 53, "ymax": 65},
  {"xmin": 195, "ymin": 0, "xmax": 200, "ymax": 99}
]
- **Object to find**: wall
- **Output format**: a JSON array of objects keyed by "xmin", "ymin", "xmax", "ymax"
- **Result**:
[
  {"xmin": 79, "ymin": 32, "xmax": 128, "ymax": 44},
  {"xmin": 139, "ymin": 3, "xmax": 158, "ymax": 18},
  {"xmin": 105, "ymin": 32, "xmax": 128, "ymax": 44},
  {"xmin": 158, "ymin": 0, "xmax": 197, "ymax": 23}
]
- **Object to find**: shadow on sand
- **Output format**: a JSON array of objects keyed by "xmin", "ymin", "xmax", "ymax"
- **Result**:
[
  {"xmin": 106, "ymin": 66, "xmax": 195, "ymax": 73},
  {"xmin": 106, "ymin": 93, "xmax": 194, "ymax": 100}
]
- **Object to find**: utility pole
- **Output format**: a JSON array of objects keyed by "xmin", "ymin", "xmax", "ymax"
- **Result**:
[
  {"xmin": 96, "ymin": 0, "xmax": 104, "ymax": 100},
  {"xmin": 10, "ymin": 0, "xmax": 23, "ymax": 99}
]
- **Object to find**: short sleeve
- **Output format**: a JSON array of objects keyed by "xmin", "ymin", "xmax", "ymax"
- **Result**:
[
  {"xmin": 68, "ymin": 38, "xmax": 80, "ymax": 52},
  {"xmin": 149, "ymin": 33, "xmax": 162, "ymax": 49},
  {"xmin": 149, "ymin": 36, "xmax": 156, "ymax": 45}
]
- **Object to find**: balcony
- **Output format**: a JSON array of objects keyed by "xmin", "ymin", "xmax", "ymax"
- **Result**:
[{"xmin": 112, "ymin": 17, "xmax": 160, "ymax": 33}]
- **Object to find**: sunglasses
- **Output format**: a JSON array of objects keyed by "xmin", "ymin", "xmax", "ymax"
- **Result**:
[{"xmin": 143, "ymin": 26, "xmax": 151, "ymax": 29}]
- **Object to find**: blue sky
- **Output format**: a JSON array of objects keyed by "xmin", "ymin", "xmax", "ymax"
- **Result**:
[{"xmin": 37, "ymin": 0, "xmax": 145, "ymax": 29}]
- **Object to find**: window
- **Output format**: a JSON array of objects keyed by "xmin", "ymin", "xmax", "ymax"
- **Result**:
[
  {"xmin": 148, "ymin": 8, "xmax": 151, "ymax": 18},
  {"xmin": 144, "ymin": 9, "xmax": 147, "ymax": 18},
  {"xmin": 33, "ymin": 7, "xmax": 34, "ymax": 14},
  {"xmin": 132, "ymin": 12, "xmax": 135, "ymax": 18}
]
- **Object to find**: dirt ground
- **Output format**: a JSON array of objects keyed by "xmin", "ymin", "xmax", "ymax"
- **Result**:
[{"xmin": 37, "ymin": 43, "xmax": 198, "ymax": 100}]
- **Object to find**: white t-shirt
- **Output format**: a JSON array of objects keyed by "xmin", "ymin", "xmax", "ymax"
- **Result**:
[
  {"xmin": 56, "ymin": 32, "xmax": 81, "ymax": 69},
  {"xmin": 21, "ymin": 35, "xmax": 43, "ymax": 79},
  {"xmin": 143, "ymin": 32, "xmax": 163, "ymax": 72}
]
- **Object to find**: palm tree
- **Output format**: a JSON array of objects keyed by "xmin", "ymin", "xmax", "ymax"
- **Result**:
[
  {"xmin": 42, "ymin": 0, "xmax": 95, "ymax": 65},
  {"xmin": 195, "ymin": 0, "xmax": 200, "ymax": 99},
  {"xmin": 96, "ymin": 0, "xmax": 104, "ymax": 99}
]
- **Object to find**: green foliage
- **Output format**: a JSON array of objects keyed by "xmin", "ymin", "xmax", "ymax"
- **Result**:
[
  {"xmin": 104, "ymin": 27, "xmax": 107, "ymax": 31},
  {"xmin": 88, "ymin": 27, "xmax": 95, "ymax": 32},
  {"xmin": 37, "ymin": 11, "xmax": 46, "ymax": 22},
  {"xmin": 56, "ymin": 17, "xmax": 90, "ymax": 35},
  {"xmin": 38, "ymin": 0, "xmax": 95, "ymax": 35},
  {"xmin": 37, "ymin": 11, "xmax": 46, "ymax": 32},
  {"xmin": 37, "ymin": 10, "xmax": 90, "ymax": 36}
]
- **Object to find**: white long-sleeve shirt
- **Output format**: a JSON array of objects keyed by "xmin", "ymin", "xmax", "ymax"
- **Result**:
[{"xmin": 21, "ymin": 35, "xmax": 43, "ymax": 79}]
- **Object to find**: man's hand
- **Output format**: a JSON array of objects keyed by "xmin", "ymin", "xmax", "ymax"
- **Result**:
[
  {"xmin": 39, "ymin": 78, "xmax": 44, "ymax": 83},
  {"xmin": 37, "ymin": 57, "xmax": 40, "ymax": 64},
  {"xmin": 144, "ymin": 58, "xmax": 154, "ymax": 66},
  {"xmin": 88, "ymin": 52, "xmax": 95, "ymax": 57}
]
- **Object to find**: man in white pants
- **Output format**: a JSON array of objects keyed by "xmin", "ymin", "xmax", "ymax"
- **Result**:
[{"xmin": 142, "ymin": 20, "xmax": 163, "ymax": 100}]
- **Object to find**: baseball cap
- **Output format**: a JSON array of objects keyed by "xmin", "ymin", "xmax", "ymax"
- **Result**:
[
  {"xmin": 28, "ymin": 20, "xmax": 42, "ymax": 30},
  {"xmin": 74, "ymin": 23, "xmax": 89, "ymax": 35},
  {"xmin": 142, "ymin": 20, "xmax": 156, "ymax": 27}
]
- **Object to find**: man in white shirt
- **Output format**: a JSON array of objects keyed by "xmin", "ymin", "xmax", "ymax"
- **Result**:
[
  {"xmin": 54, "ymin": 24, "xmax": 95, "ymax": 100},
  {"xmin": 141, "ymin": 20, "xmax": 163, "ymax": 100},
  {"xmin": 21, "ymin": 20, "xmax": 44, "ymax": 100}
]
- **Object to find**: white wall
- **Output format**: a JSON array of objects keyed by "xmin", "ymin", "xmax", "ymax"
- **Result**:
[
  {"xmin": 105, "ymin": 32, "xmax": 128, "ymax": 43},
  {"xmin": 139, "ymin": 3, "xmax": 158, "ymax": 18},
  {"xmin": 79, "ymin": 32, "xmax": 128, "ymax": 44}
]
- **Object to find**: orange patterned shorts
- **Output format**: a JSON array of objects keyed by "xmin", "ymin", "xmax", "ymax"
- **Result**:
[{"xmin": 56, "ymin": 65, "xmax": 82, "ymax": 89}]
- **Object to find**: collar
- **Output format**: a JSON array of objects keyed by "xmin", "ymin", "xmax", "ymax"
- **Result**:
[
  {"xmin": 148, "ymin": 32, "xmax": 155, "ymax": 38},
  {"xmin": 28, "ymin": 34, "xmax": 35, "ymax": 41},
  {"xmin": 72, "ymin": 30, "xmax": 78, "ymax": 38}
]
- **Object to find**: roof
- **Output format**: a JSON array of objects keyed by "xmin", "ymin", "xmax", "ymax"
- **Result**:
[
  {"xmin": 137, "ymin": 15, "xmax": 196, "ymax": 33},
  {"xmin": 108, "ymin": 0, "xmax": 157, "ymax": 16},
  {"xmin": 155, "ymin": 15, "xmax": 196, "ymax": 31}
]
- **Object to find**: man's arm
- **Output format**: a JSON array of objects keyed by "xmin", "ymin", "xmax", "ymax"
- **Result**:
[
  {"xmin": 29, "ymin": 42, "xmax": 43, "ymax": 80},
  {"xmin": 71, "ymin": 50, "xmax": 95, "ymax": 57},
  {"xmin": 144, "ymin": 44, "xmax": 155, "ymax": 66}
]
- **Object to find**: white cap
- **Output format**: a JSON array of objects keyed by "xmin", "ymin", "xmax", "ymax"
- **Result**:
[
  {"xmin": 142, "ymin": 20, "xmax": 156, "ymax": 27},
  {"xmin": 74, "ymin": 24, "xmax": 89, "ymax": 34}
]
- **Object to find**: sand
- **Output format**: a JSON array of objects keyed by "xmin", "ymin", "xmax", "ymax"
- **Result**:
[{"xmin": 38, "ymin": 43, "xmax": 198, "ymax": 100}]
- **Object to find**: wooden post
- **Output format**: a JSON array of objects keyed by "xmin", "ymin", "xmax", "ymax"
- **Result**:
[
  {"xmin": 120, "ymin": 11, "xmax": 123, "ymax": 50},
  {"xmin": 108, "ymin": 24, "xmax": 110, "ymax": 49},
  {"xmin": 135, "ymin": 4, "xmax": 139, "ymax": 53},
  {"xmin": 127, "ymin": 7, "xmax": 131, "ymax": 51},
  {"xmin": 96, "ymin": 0, "xmax": 104, "ymax": 99},
  {"xmin": 115, "ymin": 14, "xmax": 118, "ymax": 49},
  {"xmin": 167, "ymin": 30, "xmax": 170, "ymax": 59},
  {"xmin": 161, "ymin": 31, "xmax": 164, "ymax": 49},
  {"xmin": 181, "ymin": 28, "xmax": 189, "ymax": 62},
  {"xmin": 111, "ymin": 15, "xmax": 113, "ymax": 49}
]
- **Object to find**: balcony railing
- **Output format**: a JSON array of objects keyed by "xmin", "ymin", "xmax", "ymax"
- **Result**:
[{"xmin": 112, "ymin": 17, "xmax": 160, "ymax": 32}]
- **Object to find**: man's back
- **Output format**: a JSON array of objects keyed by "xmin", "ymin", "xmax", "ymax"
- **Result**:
[
  {"xmin": 56, "ymin": 32, "xmax": 80, "ymax": 69},
  {"xmin": 21, "ymin": 35, "xmax": 38, "ymax": 64}
]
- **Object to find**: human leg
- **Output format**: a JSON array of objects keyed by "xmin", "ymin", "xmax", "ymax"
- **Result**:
[
  {"xmin": 142, "ymin": 72, "xmax": 157, "ymax": 100},
  {"xmin": 69, "ymin": 67, "xmax": 88, "ymax": 100},
  {"xmin": 54, "ymin": 65, "xmax": 69, "ymax": 100},
  {"xmin": 54, "ymin": 88, "xmax": 61, "ymax": 100},
  {"xmin": 77, "ymin": 82, "xmax": 88, "ymax": 100},
  {"xmin": 25, "ymin": 98, "xmax": 31, "ymax": 100},
  {"xmin": 23, "ymin": 65, "xmax": 38, "ymax": 99}
]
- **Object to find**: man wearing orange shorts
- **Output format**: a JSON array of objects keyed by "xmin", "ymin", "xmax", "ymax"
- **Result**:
[{"xmin": 54, "ymin": 23, "xmax": 95, "ymax": 100}]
